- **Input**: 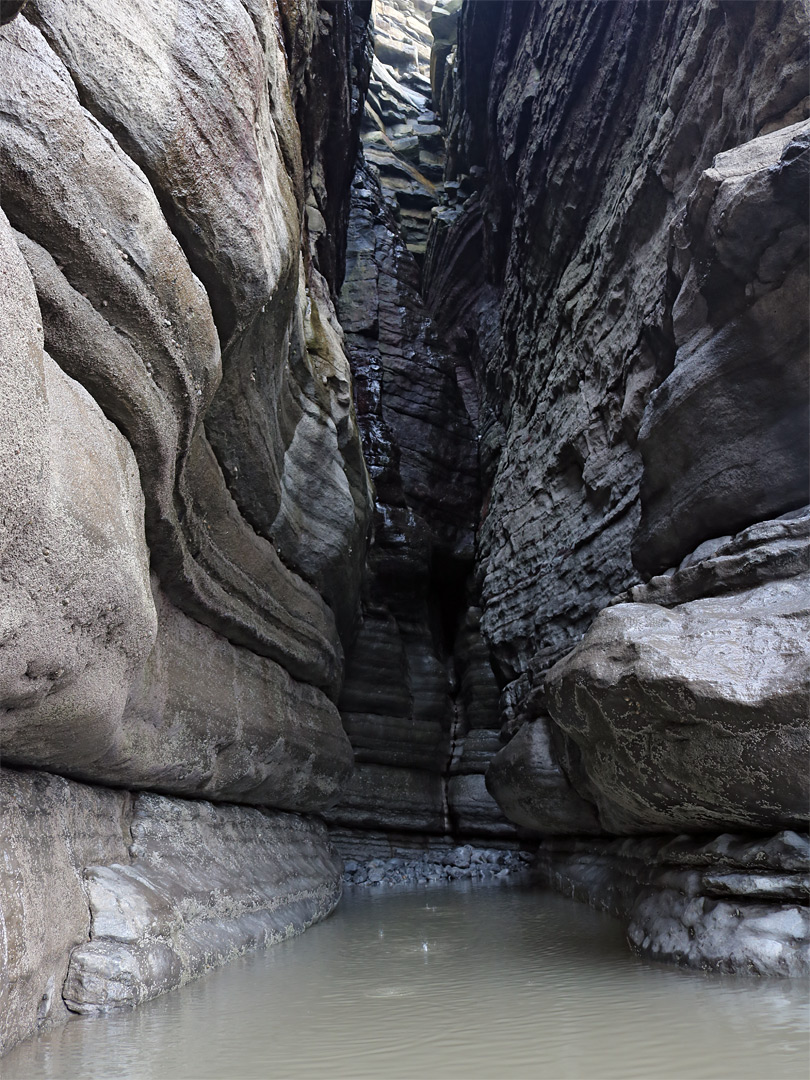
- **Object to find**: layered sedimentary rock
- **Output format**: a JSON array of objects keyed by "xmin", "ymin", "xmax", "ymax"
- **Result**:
[
  {"xmin": 422, "ymin": 0, "xmax": 809, "ymax": 974},
  {"xmin": 429, "ymin": 0, "xmax": 808, "ymax": 685},
  {"xmin": 326, "ymin": 152, "xmax": 516, "ymax": 839},
  {"xmin": 0, "ymin": 0, "xmax": 370, "ymax": 1053},
  {"xmin": 2, "ymin": 0, "xmax": 809, "ymax": 1049},
  {"xmin": 363, "ymin": 0, "xmax": 444, "ymax": 259},
  {"xmin": 534, "ymin": 831, "xmax": 809, "ymax": 978},
  {"xmin": 634, "ymin": 121, "xmax": 809, "ymax": 574},
  {"xmin": 324, "ymin": 0, "xmax": 521, "ymax": 842},
  {"xmin": 0, "ymin": 767, "xmax": 342, "ymax": 1054},
  {"xmin": 0, "ymin": 2, "xmax": 371, "ymax": 793}
]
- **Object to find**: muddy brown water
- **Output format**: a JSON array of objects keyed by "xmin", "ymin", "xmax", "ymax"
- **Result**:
[{"xmin": 5, "ymin": 880, "xmax": 809, "ymax": 1080}]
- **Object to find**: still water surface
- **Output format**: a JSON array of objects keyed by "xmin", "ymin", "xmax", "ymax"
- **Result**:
[{"xmin": 5, "ymin": 881, "xmax": 809, "ymax": 1080}]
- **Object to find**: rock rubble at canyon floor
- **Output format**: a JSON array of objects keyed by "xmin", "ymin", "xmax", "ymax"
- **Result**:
[{"xmin": 0, "ymin": 0, "xmax": 807, "ymax": 1056}]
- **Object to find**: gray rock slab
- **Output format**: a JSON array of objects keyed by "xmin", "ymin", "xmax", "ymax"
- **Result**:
[
  {"xmin": 533, "ymin": 832, "xmax": 810, "ymax": 977},
  {"xmin": 546, "ymin": 574, "xmax": 810, "ymax": 834},
  {"xmin": 635, "ymin": 122, "xmax": 810, "ymax": 575},
  {"xmin": 0, "ymin": 767, "xmax": 342, "ymax": 1052}
]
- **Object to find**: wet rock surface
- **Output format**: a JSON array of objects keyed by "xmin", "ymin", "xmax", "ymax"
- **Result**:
[
  {"xmin": 0, "ymin": 767, "xmax": 342, "ymax": 1051},
  {"xmin": 546, "ymin": 515, "xmax": 810, "ymax": 836},
  {"xmin": 330, "ymin": 827, "xmax": 532, "ymax": 888},
  {"xmin": 534, "ymin": 832, "xmax": 810, "ymax": 978}
]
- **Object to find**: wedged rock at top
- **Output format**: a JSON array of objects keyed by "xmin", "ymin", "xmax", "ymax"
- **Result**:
[{"xmin": 634, "ymin": 121, "xmax": 810, "ymax": 575}]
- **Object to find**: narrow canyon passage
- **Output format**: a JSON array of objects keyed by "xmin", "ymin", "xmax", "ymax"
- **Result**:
[
  {"xmin": 1, "ymin": 0, "xmax": 808, "ymax": 1070},
  {"xmin": 5, "ymin": 881, "xmax": 809, "ymax": 1080}
]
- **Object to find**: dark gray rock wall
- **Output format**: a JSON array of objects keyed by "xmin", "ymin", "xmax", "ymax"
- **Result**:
[
  {"xmin": 422, "ymin": 0, "xmax": 808, "ymax": 975},
  {"xmin": 327, "ymin": 153, "xmax": 516, "ymax": 839},
  {"xmin": 428, "ymin": 0, "xmax": 809, "ymax": 685},
  {"xmin": 325, "ymin": 0, "xmax": 522, "ymax": 843}
]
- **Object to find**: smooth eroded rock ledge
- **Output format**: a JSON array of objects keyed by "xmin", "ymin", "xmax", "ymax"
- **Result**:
[{"xmin": 0, "ymin": 767, "xmax": 343, "ymax": 1054}]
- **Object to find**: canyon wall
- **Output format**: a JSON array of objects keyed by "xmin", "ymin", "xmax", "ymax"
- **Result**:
[
  {"xmin": 328, "ymin": 3, "xmax": 808, "ymax": 977},
  {"xmin": 324, "ymin": 0, "xmax": 521, "ymax": 844},
  {"xmin": 0, "ymin": 0, "xmax": 372, "ymax": 1052},
  {"xmin": 423, "ymin": 0, "xmax": 809, "ymax": 974}
]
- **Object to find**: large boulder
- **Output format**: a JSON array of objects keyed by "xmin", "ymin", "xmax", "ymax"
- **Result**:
[{"xmin": 546, "ymin": 517, "xmax": 810, "ymax": 835}]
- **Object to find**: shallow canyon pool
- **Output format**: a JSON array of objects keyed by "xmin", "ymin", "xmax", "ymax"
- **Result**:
[{"xmin": 5, "ymin": 880, "xmax": 809, "ymax": 1080}]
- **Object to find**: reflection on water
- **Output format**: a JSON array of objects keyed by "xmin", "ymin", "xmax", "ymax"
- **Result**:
[{"xmin": 5, "ymin": 880, "xmax": 809, "ymax": 1080}]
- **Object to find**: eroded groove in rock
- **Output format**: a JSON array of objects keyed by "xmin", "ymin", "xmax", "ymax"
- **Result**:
[{"xmin": 0, "ymin": 6, "xmax": 372, "ymax": 686}]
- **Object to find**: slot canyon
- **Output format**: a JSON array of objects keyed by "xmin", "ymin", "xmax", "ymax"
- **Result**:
[{"xmin": 0, "ymin": 0, "xmax": 808, "ymax": 1075}]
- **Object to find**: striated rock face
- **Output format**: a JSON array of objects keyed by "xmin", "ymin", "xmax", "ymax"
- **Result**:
[
  {"xmin": 0, "ymin": 0, "xmax": 370, "ymax": 803},
  {"xmin": 0, "ymin": 767, "xmax": 342, "ymax": 1052},
  {"xmin": 422, "ymin": 0, "xmax": 809, "ymax": 974},
  {"xmin": 324, "ymin": 0, "xmax": 521, "ymax": 843},
  {"xmin": 326, "ymin": 151, "xmax": 515, "ymax": 838},
  {"xmin": 634, "ymin": 121, "xmax": 809, "ymax": 574},
  {"xmin": 534, "ymin": 831, "xmax": 809, "ymax": 978},
  {"xmin": 428, "ymin": 0, "xmax": 808, "ymax": 683},
  {"xmin": 363, "ymin": 0, "xmax": 444, "ymax": 259}
]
